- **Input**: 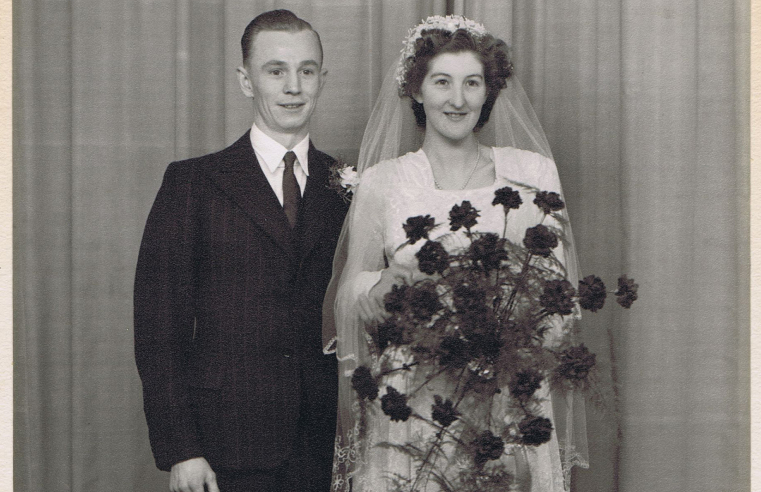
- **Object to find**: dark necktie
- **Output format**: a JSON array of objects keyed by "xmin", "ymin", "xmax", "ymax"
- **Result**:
[{"xmin": 282, "ymin": 151, "xmax": 301, "ymax": 228}]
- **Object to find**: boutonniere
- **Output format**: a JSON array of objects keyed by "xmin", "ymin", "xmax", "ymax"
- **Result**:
[{"xmin": 328, "ymin": 158, "xmax": 359, "ymax": 203}]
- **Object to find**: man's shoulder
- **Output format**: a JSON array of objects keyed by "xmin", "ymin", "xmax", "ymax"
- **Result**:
[
  {"xmin": 164, "ymin": 133, "xmax": 252, "ymax": 176},
  {"xmin": 308, "ymin": 145, "xmax": 336, "ymax": 168}
]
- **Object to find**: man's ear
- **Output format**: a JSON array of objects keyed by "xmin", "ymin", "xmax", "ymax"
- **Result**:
[
  {"xmin": 237, "ymin": 66, "xmax": 254, "ymax": 98},
  {"xmin": 318, "ymin": 69, "xmax": 328, "ymax": 94}
]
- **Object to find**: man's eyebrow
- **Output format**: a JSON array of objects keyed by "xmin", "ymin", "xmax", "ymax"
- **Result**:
[
  {"xmin": 261, "ymin": 60, "xmax": 287, "ymax": 68},
  {"xmin": 261, "ymin": 60, "xmax": 320, "ymax": 67}
]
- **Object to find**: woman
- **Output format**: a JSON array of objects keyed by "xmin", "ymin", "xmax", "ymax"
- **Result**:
[{"xmin": 324, "ymin": 16, "xmax": 587, "ymax": 492}]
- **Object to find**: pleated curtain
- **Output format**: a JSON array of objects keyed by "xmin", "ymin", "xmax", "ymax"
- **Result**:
[{"xmin": 14, "ymin": 1, "xmax": 749, "ymax": 491}]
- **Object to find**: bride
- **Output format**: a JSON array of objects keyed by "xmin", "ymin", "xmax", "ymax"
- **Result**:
[{"xmin": 324, "ymin": 16, "xmax": 588, "ymax": 492}]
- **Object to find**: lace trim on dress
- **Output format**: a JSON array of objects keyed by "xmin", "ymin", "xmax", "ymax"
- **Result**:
[
  {"xmin": 324, "ymin": 337, "xmax": 337, "ymax": 355},
  {"xmin": 560, "ymin": 444, "xmax": 590, "ymax": 491}
]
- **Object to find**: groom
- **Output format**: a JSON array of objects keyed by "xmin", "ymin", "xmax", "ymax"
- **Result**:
[{"xmin": 134, "ymin": 10, "xmax": 346, "ymax": 492}]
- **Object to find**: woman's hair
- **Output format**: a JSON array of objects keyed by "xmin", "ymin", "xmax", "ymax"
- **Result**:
[{"xmin": 401, "ymin": 29, "xmax": 512, "ymax": 130}]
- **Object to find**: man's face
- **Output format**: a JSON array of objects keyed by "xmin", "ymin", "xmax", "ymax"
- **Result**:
[{"xmin": 237, "ymin": 30, "xmax": 326, "ymax": 143}]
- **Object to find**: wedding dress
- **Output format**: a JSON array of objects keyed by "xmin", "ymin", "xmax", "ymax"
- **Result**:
[{"xmin": 330, "ymin": 147, "xmax": 585, "ymax": 492}]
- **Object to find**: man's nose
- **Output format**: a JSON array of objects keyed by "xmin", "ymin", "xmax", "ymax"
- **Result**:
[{"xmin": 284, "ymin": 72, "xmax": 301, "ymax": 94}]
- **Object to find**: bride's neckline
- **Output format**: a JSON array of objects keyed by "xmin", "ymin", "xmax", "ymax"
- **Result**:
[{"xmin": 418, "ymin": 147, "xmax": 499, "ymax": 191}]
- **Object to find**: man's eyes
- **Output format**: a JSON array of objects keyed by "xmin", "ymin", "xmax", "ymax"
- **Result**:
[{"xmin": 266, "ymin": 68, "xmax": 316, "ymax": 76}]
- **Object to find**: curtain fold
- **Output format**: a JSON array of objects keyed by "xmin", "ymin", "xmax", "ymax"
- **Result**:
[
  {"xmin": 458, "ymin": 1, "xmax": 749, "ymax": 491},
  {"xmin": 14, "ymin": 1, "xmax": 445, "ymax": 491},
  {"xmin": 14, "ymin": 1, "xmax": 749, "ymax": 491}
]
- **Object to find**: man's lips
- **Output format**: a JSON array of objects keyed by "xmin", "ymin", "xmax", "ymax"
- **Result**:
[{"xmin": 279, "ymin": 102, "xmax": 306, "ymax": 110}]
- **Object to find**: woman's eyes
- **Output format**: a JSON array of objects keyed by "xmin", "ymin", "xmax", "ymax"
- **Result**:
[{"xmin": 431, "ymin": 78, "xmax": 481, "ymax": 87}]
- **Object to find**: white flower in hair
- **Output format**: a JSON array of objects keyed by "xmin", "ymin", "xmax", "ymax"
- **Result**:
[{"xmin": 395, "ymin": 15, "xmax": 489, "ymax": 91}]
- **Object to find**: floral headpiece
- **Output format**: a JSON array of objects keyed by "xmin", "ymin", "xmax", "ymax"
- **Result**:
[{"xmin": 396, "ymin": 15, "xmax": 489, "ymax": 93}]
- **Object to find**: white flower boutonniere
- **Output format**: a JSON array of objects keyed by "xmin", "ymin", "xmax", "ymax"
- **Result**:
[{"xmin": 328, "ymin": 159, "xmax": 359, "ymax": 203}]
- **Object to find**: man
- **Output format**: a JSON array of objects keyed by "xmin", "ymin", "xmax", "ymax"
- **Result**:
[{"xmin": 134, "ymin": 10, "xmax": 347, "ymax": 492}]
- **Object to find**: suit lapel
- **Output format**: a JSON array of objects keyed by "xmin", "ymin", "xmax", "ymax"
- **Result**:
[
  {"xmin": 202, "ymin": 132, "xmax": 296, "ymax": 257},
  {"xmin": 297, "ymin": 144, "xmax": 332, "ymax": 260}
]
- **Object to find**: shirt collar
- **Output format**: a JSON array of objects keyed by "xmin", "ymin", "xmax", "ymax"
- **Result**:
[{"xmin": 249, "ymin": 124, "xmax": 310, "ymax": 176}]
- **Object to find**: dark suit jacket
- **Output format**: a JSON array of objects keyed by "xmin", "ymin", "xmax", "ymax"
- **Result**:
[{"xmin": 134, "ymin": 132, "xmax": 348, "ymax": 472}]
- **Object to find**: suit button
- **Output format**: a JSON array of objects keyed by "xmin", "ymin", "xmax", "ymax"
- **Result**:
[{"xmin": 283, "ymin": 353, "xmax": 292, "ymax": 358}]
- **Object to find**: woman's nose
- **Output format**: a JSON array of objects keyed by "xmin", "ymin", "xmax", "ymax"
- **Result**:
[{"xmin": 449, "ymin": 86, "xmax": 465, "ymax": 108}]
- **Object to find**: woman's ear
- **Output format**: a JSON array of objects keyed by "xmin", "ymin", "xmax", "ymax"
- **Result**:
[{"xmin": 413, "ymin": 92, "xmax": 423, "ymax": 104}]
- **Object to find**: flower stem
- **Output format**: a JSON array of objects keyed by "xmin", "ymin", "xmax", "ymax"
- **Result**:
[
  {"xmin": 504, "ymin": 252, "xmax": 534, "ymax": 318},
  {"xmin": 408, "ymin": 366, "xmax": 449, "ymax": 397},
  {"xmin": 380, "ymin": 361, "xmax": 420, "ymax": 377}
]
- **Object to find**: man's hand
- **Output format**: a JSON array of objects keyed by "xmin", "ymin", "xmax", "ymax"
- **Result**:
[
  {"xmin": 358, "ymin": 263, "xmax": 414, "ymax": 325},
  {"xmin": 169, "ymin": 457, "xmax": 220, "ymax": 492}
]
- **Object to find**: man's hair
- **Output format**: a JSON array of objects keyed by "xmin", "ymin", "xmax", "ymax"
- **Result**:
[{"xmin": 241, "ymin": 9, "xmax": 323, "ymax": 65}]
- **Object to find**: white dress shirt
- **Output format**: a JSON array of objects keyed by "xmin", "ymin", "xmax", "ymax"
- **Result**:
[{"xmin": 249, "ymin": 124, "xmax": 310, "ymax": 205}]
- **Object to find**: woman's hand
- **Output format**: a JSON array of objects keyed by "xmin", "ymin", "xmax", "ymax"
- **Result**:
[{"xmin": 358, "ymin": 264, "xmax": 414, "ymax": 325}]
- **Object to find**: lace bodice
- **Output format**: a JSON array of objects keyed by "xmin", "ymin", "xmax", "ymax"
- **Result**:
[{"xmin": 344, "ymin": 147, "xmax": 568, "ymax": 298}]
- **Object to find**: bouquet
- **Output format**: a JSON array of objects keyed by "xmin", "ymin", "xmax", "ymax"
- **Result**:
[{"xmin": 350, "ymin": 185, "xmax": 638, "ymax": 491}]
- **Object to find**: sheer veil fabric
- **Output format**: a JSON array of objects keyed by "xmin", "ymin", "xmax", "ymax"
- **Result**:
[{"xmin": 323, "ymin": 56, "xmax": 589, "ymax": 490}]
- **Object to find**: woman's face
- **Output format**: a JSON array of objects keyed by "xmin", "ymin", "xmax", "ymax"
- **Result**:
[{"xmin": 414, "ymin": 51, "xmax": 487, "ymax": 143}]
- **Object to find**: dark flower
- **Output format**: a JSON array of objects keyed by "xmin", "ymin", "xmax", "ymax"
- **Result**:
[
  {"xmin": 377, "ymin": 318, "xmax": 405, "ymax": 349},
  {"xmin": 403, "ymin": 215, "xmax": 436, "ymax": 244},
  {"xmin": 351, "ymin": 366, "xmax": 379, "ymax": 401},
  {"xmin": 509, "ymin": 370, "xmax": 543, "ymax": 400},
  {"xmin": 452, "ymin": 283, "xmax": 487, "ymax": 314},
  {"xmin": 431, "ymin": 395, "xmax": 460, "ymax": 427},
  {"xmin": 381, "ymin": 386, "xmax": 412, "ymax": 422},
  {"xmin": 469, "ymin": 233, "xmax": 509, "ymax": 273},
  {"xmin": 468, "ymin": 331, "xmax": 502, "ymax": 362},
  {"xmin": 416, "ymin": 240, "xmax": 450, "ymax": 275},
  {"xmin": 492, "ymin": 186, "xmax": 522, "ymax": 211},
  {"xmin": 408, "ymin": 283, "xmax": 443, "ymax": 323},
  {"xmin": 556, "ymin": 344, "xmax": 596, "ymax": 381},
  {"xmin": 523, "ymin": 224, "xmax": 558, "ymax": 258},
  {"xmin": 472, "ymin": 430, "xmax": 505, "ymax": 467},
  {"xmin": 578, "ymin": 275, "xmax": 606, "ymax": 312},
  {"xmin": 539, "ymin": 279, "xmax": 576, "ymax": 316},
  {"xmin": 384, "ymin": 284, "xmax": 409, "ymax": 313},
  {"xmin": 437, "ymin": 336, "xmax": 470, "ymax": 369},
  {"xmin": 518, "ymin": 415, "xmax": 553, "ymax": 446},
  {"xmin": 615, "ymin": 275, "xmax": 639, "ymax": 308},
  {"xmin": 449, "ymin": 201, "xmax": 480, "ymax": 232},
  {"xmin": 533, "ymin": 191, "xmax": 565, "ymax": 214}
]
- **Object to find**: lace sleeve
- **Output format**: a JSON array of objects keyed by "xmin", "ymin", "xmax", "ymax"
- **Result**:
[
  {"xmin": 533, "ymin": 153, "xmax": 591, "ymax": 482},
  {"xmin": 324, "ymin": 165, "xmax": 387, "ymax": 368}
]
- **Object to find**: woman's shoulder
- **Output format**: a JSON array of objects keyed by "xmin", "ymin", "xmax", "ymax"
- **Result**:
[
  {"xmin": 492, "ymin": 146, "xmax": 555, "ymax": 166},
  {"xmin": 360, "ymin": 150, "xmax": 428, "ymax": 186},
  {"xmin": 491, "ymin": 146, "xmax": 559, "ymax": 185}
]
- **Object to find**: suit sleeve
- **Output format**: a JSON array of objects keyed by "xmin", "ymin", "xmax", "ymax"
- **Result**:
[{"xmin": 134, "ymin": 161, "xmax": 203, "ymax": 471}]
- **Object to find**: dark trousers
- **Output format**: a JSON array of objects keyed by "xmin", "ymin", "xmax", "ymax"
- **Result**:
[{"xmin": 215, "ymin": 362, "xmax": 336, "ymax": 492}]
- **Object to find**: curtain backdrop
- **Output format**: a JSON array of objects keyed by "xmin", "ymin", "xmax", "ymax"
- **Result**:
[{"xmin": 14, "ymin": 1, "xmax": 749, "ymax": 491}]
